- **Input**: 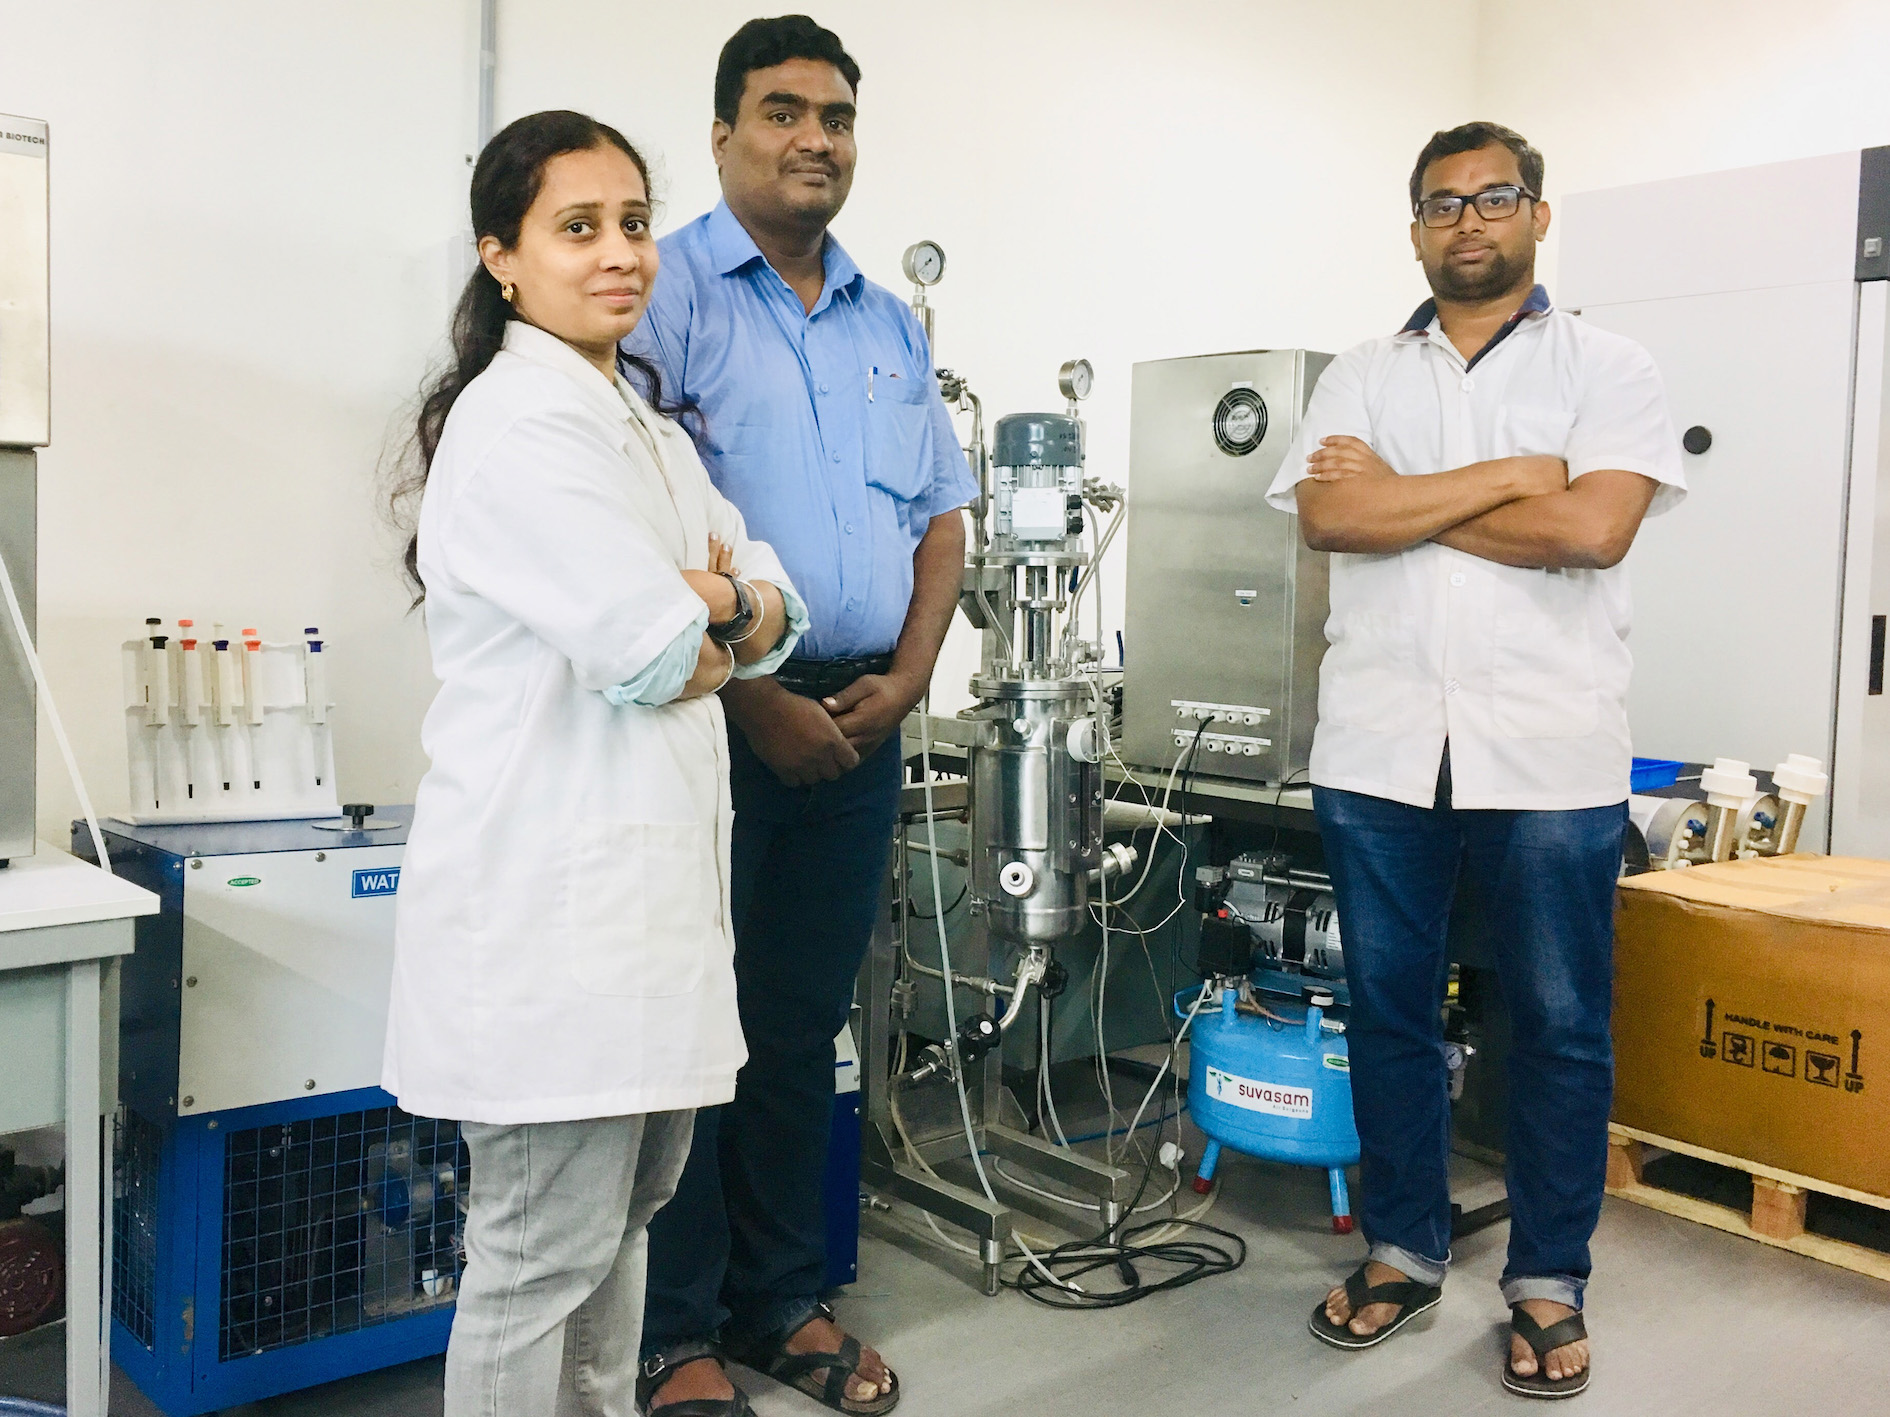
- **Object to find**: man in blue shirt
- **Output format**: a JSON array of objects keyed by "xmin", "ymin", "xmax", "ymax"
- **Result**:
[{"xmin": 626, "ymin": 16, "xmax": 973, "ymax": 1416}]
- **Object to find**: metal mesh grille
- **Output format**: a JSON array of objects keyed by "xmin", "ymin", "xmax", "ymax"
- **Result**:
[
  {"xmin": 219, "ymin": 1104, "xmax": 467, "ymax": 1361},
  {"xmin": 112, "ymin": 1107, "xmax": 162, "ymax": 1350}
]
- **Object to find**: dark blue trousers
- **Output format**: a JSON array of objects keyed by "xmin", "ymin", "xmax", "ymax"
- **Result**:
[
  {"xmin": 1313, "ymin": 767, "xmax": 1625, "ymax": 1310},
  {"xmin": 640, "ymin": 728, "xmax": 901, "ymax": 1353}
]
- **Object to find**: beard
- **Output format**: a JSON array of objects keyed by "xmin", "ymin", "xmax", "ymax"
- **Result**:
[
  {"xmin": 1427, "ymin": 242, "xmax": 1529, "ymax": 302},
  {"xmin": 776, "ymin": 163, "xmax": 851, "ymax": 228}
]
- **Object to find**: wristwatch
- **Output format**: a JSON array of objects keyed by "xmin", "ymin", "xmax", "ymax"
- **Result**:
[{"xmin": 708, "ymin": 572, "xmax": 757, "ymax": 644}]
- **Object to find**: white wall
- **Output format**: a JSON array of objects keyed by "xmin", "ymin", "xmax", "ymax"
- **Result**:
[
  {"xmin": 10, "ymin": 1, "xmax": 1890, "ymax": 837},
  {"xmin": 1478, "ymin": 0, "xmax": 1890, "ymax": 286},
  {"xmin": 494, "ymin": 0, "xmax": 1480, "ymax": 709},
  {"xmin": 2, "ymin": 2, "xmax": 477, "ymax": 839}
]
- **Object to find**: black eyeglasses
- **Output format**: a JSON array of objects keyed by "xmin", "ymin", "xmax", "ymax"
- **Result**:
[{"xmin": 1416, "ymin": 184, "xmax": 1538, "ymax": 228}]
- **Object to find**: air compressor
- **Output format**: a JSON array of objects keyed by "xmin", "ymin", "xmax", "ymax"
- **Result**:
[
  {"xmin": 1180, "ymin": 983, "xmax": 1358, "ymax": 1232},
  {"xmin": 1181, "ymin": 854, "xmax": 1361, "ymax": 1232}
]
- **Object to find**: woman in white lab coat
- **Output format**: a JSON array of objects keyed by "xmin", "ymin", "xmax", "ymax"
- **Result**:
[{"xmin": 383, "ymin": 110, "xmax": 805, "ymax": 1417}]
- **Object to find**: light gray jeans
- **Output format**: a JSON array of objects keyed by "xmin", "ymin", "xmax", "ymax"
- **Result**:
[{"xmin": 446, "ymin": 1110, "xmax": 695, "ymax": 1417}]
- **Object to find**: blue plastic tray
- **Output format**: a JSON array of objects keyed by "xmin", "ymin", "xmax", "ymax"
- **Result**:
[{"xmin": 1630, "ymin": 757, "xmax": 1684, "ymax": 792}]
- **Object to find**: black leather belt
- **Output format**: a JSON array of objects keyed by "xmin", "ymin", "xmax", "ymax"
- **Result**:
[{"xmin": 773, "ymin": 654, "xmax": 894, "ymax": 700}]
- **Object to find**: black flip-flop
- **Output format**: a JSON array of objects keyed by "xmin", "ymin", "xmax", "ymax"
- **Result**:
[
  {"xmin": 1503, "ymin": 1306, "xmax": 1591, "ymax": 1400},
  {"xmin": 725, "ymin": 1302, "xmax": 900, "ymax": 1415},
  {"xmin": 637, "ymin": 1340, "xmax": 754, "ymax": 1417},
  {"xmin": 1308, "ymin": 1264, "xmax": 1444, "ymax": 1351}
]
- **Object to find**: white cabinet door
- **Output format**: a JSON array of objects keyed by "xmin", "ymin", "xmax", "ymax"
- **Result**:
[
  {"xmin": 1832, "ymin": 283, "xmax": 1890, "ymax": 857},
  {"xmin": 180, "ymin": 845, "xmax": 402, "ymax": 1113},
  {"xmin": 1579, "ymin": 281, "xmax": 1857, "ymax": 844}
]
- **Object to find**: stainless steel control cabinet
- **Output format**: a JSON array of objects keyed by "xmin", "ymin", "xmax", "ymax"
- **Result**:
[
  {"xmin": 0, "ymin": 113, "xmax": 49, "ymax": 862},
  {"xmin": 1121, "ymin": 350, "xmax": 1332, "ymax": 786}
]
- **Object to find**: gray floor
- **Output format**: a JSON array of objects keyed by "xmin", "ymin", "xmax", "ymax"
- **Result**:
[{"xmin": 6, "ymin": 1126, "xmax": 1889, "ymax": 1415}]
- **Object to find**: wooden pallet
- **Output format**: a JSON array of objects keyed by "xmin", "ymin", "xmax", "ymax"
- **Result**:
[{"xmin": 1606, "ymin": 1123, "xmax": 1890, "ymax": 1281}]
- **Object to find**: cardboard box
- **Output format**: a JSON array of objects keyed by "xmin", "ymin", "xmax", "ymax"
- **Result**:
[{"xmin": 1613, "ymin": 855, "xmax": 1890, "ymax": 1198}]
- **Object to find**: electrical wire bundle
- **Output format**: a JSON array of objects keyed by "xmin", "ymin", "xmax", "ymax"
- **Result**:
[
  {"xmin": 999, "ymin": 986, "xmax": 1246, "ymax": 1308},
  {"xmin": 1003, "ymin": 1205, "xmax": 1247, "ymax": 1310}
]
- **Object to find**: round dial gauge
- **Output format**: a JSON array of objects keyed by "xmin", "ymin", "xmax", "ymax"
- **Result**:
[
  {"xmin": 1058, "ymin": 358, "xmax": 1094, "ymax": 402},
  {"xmin": 902, "ymin": 240, "xmax": 946, "ymax": 286}
]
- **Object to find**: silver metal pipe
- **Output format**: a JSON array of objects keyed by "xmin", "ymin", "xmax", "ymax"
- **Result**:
[
  {"xmin": 904, "ymin": 955, "xmax": 1012, "ymax": 997},
  {"xmin": 996, "ymin": 949, "xmax": 1049, "ymax": 1033},
  {"xmin": 903, "ymin": 946, "xmax": 1047, "ymax": 1032},
  {"xmin": 908, "ymin": 839, "xmax": 970, "ymax": 867},
  {"xmin": 974, "ymin": 582, "xmax": 1013, "ymax": 667},
  {"xmin": 1069, "ymin": 500, "xmax": 1126, "ymax": 605}
]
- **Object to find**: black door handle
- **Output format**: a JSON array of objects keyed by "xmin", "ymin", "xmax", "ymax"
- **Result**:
[{"xmin": 1871, "ymin": 615, "xmax": 1885, "ymax": 696}]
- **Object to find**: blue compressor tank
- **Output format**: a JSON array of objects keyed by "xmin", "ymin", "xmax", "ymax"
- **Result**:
[{"xmin": 1180, "ymin": 986, "xmax": 1360, "ymax": 1232}]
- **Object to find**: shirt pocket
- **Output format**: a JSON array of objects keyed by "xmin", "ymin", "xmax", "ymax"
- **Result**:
[
  {"xmin": 1491, "ymin": 570, "xmax": 1599, "ymax": 738},
  {"xmin": 1320, "ymin": 611, "xmax": 1420, "ymax": 732},
  {"xmin": 864, "ymin": 375, "xmax": 932, "ymax": 502},
  {"xmin": 1500, "ymin": 405, "xmax": 1577, "ymax": 460},
  {"xmin": 564, "ymin": 820, "xmax": 716, "ymax": 997}
]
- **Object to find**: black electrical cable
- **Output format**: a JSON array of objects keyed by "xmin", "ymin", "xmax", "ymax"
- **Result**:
[
  {"xmin": 1004, "ymin": 988, "xmax": 1245, "ymax": 1309},
  {"xmin": 1005, "ymin": 1213, "xmax": 1247, "ymax": 1308},
  {"xmin": 910, "ymin": 881, "xmax": 969, "ymax": 920},
  {"xmin": 1178, "ymin": 720, "xmax": 1209, "ymax": 829},
  {"xmin": 1003, "ymin": 1121, "xmax": 1247, "ymax": 1307},
  {"xmin": 1266, "ymin": 765, "xmax": 1312, "ymax": 859}
]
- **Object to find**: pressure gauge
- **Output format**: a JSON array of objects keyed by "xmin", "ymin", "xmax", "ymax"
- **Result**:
[
  {"xmin": 1058, "ymin": 358, "xmax": 1094, "ymax": 403},
  {"xmin": 902, "ymin": 240, "xmax": 946, "ymax": 287}
]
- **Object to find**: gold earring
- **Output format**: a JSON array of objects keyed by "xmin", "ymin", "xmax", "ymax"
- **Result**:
[{"xmin": 500, "ymin": 281, "xmax": 516, "ymax": 303}]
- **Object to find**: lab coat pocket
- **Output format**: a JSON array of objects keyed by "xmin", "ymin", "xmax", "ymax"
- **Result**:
[
  {"xmin": 864, "ymin": 376, "xmax": 931, "ymax": 502},
  {"xmin": 565, "ymin": 821, "xmax": 714, "ymax": 997},
  {"xmin": 1492, "ymin": 570, "xmax": 1599, "ymax": 738},
  {"xmin": 1319, "ymin": 612, "xmax": 1419, "ymax": 733}
]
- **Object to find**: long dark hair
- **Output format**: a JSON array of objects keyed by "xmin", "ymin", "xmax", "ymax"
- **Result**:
[{"xmin": 393, "ymin": 109, "xmax": 691, "ymax": 601}]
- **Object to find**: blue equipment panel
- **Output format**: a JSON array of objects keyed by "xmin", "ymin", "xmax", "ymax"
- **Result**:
[
  {"xmin": 110, "ymin": 1088, "xmax": 462, "ymax": 1416},
  {"xmin": 76, "ymin": 814, "xmax": 459, "ymax": 1417},
  {"xmin": 81, "ymin": 809, "xmax": 864, "ymax": 1408},
  {"xmin": 824, "ymin": 1063, "xmax": 862, "ymax": 1291}
]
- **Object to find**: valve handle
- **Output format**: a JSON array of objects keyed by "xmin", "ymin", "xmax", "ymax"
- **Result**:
[
  {"xmin": 956, "ymin": 1013, "xmax": 1003, "ymax": 1063},
  {"xmin": 342, "ymin": 803, "xmax": 375, "ymax": 829}
]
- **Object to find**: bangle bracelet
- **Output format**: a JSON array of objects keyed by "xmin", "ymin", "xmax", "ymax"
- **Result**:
[
  {"xmin": 708, "ymin": 572, "xmax": 757, "ymax": 644},
  {"xmin": 720, "ymin": 580, "xmax": 767, "ymax": 644},
  {"xmin": 707, "ymin": 639, "xmax": 736, "ymax": 693}
]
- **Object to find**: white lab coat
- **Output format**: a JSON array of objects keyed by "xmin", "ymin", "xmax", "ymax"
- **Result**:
[
  {"xmin": 383, "ymin": 319, "xmax": 796, "ymax": 1124},
  {"xmin": 1266, "ymin": 306, "xmax": 1685, "ymax": 811}
]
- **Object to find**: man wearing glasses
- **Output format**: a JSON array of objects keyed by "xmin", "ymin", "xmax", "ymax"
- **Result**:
[{"xmin": 1266, "ymin": 122, "xmax": 1685, "ymax": 1399}]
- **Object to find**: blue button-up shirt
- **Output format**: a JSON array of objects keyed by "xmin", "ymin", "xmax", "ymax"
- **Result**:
[{"xmin": 623, "ymin": 201, "xmax": 976, "ymax": 660}]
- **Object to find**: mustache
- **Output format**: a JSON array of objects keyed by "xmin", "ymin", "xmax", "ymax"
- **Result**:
[{"xmin": 783, "ymin": 158, "xmax": 841, "ymax": 178}]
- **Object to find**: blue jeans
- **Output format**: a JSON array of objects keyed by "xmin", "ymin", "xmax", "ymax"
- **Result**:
[
  {"xmin": 1313, "ymin": 767, "xmax": 1625, "ymax": 1311},
  {"xmin": 640, "ymin": 727, "xmax": 901, "ymax": 1354}
]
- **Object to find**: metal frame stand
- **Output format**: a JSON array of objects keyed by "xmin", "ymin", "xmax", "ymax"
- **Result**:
[{"xmin": 858, "ymin": 788, "xmax": 1129, "ymax": 1295}]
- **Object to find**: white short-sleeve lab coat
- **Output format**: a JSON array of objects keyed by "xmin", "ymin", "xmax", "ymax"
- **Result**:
[
  {"xmin": 382, "ymin": 320, "xmax": 797, "ymax": 1125},
  {"xmin": 1266, "ymin": 303, "xmax": 1686, "ymax": 812}
]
